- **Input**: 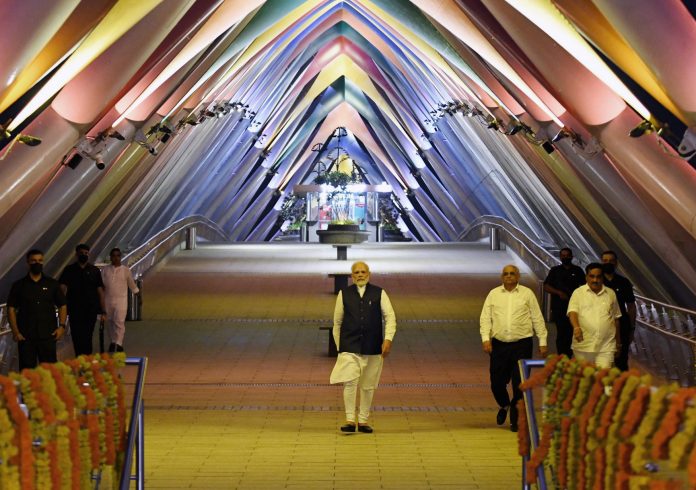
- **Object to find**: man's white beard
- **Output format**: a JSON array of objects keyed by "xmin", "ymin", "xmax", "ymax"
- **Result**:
[{"xmin": 355, "ymin": 279, "xmax": 368, "ymax": 286}]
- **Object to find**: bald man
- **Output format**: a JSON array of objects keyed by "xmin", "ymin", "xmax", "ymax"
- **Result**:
[
  {"xmin": 330, "ymin": 261, "xmax": 396, "ymax": 434},
  {"xmin": 480, "ymin": 265, "xmax": 547, "ymax": 432}
]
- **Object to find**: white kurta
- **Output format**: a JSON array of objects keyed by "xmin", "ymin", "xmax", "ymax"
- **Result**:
[
  {"xmin": 101, "ymin": 265, "xmax": 138, "ymax": 346},
  {"xmin": 567, "ymin": 285, "xmax": 621, "ymax": 353},
  {"xmin": 330, "ymin": 284, "xmax": 396, "ymax": 386}
]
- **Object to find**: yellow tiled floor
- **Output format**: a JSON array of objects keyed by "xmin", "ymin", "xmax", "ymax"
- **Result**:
[{"xmin": 121, "ymin": 242, "xmax": 542, "ymax": 488}]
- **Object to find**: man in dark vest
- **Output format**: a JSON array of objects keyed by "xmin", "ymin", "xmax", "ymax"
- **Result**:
[{"xmin": 330, "ymin": 261, "xmax": 396, "ymax": 434}]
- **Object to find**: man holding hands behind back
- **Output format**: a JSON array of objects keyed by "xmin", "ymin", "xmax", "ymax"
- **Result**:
[{"xmin": 480, "ymin": 265, "xmax": 547, "ymax": 432}]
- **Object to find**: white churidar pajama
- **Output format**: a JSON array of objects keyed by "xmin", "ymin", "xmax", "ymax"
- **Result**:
[
  {"xmin": 101, "ymin": 264, "xmax": 138, "ymax": 346},
  {"xmin": 330, "ymin": 284, "xmax": 396, "ymax": 424}
]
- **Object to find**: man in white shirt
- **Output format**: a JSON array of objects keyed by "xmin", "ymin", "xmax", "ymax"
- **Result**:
[
  {"xmin": 480, "ymin": 265, "xmax": 547, "ymax": 432},
  {"xmin": 568, "ymin": 263, "xmax": 621, "ymax": 369},
  {"xmin": 101, "ymin": 248, "xmax": 139, "ymax": 352},
  {"xmin": 330, "ymin": 261, "xmax": 396, "ymax": 434}
]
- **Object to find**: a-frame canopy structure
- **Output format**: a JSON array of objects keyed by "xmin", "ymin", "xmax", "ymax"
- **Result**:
[{"xmin": 1, "ymin": 0, "xmax": 696, "ymax": 304}]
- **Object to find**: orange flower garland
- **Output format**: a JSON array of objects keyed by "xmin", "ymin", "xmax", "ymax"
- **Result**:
[
  {"xmin": 516, "ymin": 355, "xmax": 694, "ymax": 490},
  {"xmin": 42, "ymin": 363, "xmax": 82, "ymax": 490},
  {"xmin": 0, "ymin": 354, "xmax": 127, "ymax": 489},
  {"xmin": 0, "ymin": 376, "xmax": 26, "ymax": 490},
  {"xmin": 688, "ymin": 442, "xmax": 696, "ymax": 487},
  {"xmin": 620, "ymin": 385, "xmax": 651, "ymax": 439},
  {"xmin": 650, "ymin": 388, "xmax": 696, "ymax": 460}
]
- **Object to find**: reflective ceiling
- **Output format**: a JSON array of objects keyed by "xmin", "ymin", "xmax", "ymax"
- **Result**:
[{"xmin": 1, "ymin": 0, "xmax": 696, "ymax": 305}]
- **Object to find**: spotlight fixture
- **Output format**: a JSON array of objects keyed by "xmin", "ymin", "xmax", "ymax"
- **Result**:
[
  {"xmin": 17, "ymin": 135, "xmax": 42, "ymax": 146},
  {"xmin": 133, "ymin": 129, "xmax": 158, "ymax": 156},
  {"xmin": 65, "ymin": 153, "xmax": 83, "ymax": 170},
  {"xmin": 550, "ymin": 127, "xmax": 587, "ymax": 150},
  {"xmin": 64, "ymin": 139, "xmax": 106, "ymax": 170},
  {"xmin": 628, "ymin": 120, "xmax": 655, "ymax": 138},
  {"xmin": 0, "ymin": 133, "xmax": 43, "ymax": 160},
  {"xmin": 551, "ymin": 127, "xmax": 572, "ymax": 143},
  {"xmin": 104, "ymin": 128, "xmax": 125, "ymax": 140},
  {"xmin": 541, "ymin": 141, "xmax": 556, "ymax": 154},
  {"xmin": 486, "ymin": 117, "xmax": 500, "ymax": 131},
  {"xmin": 678, "ymin": 127, "xmax": 696, "ymax": 158},
  {"xmin": 203, "ymin": 110, "xmax": 216, "ymax": 118},
  {"xmin": 506, "ymin": 121, "xmax": 533, "ymax": 136}
]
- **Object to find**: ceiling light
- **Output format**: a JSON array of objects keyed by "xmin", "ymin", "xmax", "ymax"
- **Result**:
[
  {"xmin": 17, "ymin": 135, "xmax": 42, "ymax": 146},
  {"xmin": 0, "ymin": 133, "xmax": 43, "ymax": 160},
  {"xmin": 628, "ymin": 120, "xmax": 655, "ymax": 138},
  {"xmin": 541, "ymin": 141, "xmax": 556, "ymax": 154},
  {"xmin": 64, "ymin": 153, "xmax": 83, "ymax": 170}
]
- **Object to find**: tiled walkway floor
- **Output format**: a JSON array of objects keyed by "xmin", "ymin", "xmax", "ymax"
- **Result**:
[{"xmin": 122, "ymin": 242, "xmax": 545, "ymax": 489}]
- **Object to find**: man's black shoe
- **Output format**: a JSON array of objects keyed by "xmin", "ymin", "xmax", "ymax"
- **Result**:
[
  {"xmin": 510, "ymin": 422, "xmax": 518, "ymax": 433},
  {"xmin": 496, "ymin": 407, "xmax": 508, "ymax": 426},
  {"xmin": 340, "ymin": 423, "xmax": 356, "ymax": 433},
  {"xmin": 358, "ymin": 425, "xmax": 373, "ymax": 433}
]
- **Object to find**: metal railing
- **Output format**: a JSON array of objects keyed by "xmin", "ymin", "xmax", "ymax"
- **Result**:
[
  {"xmin": 122, "ymin": 215, "xmax": 229, "ymax": 279},
  {"xmin": 461, "ymin": 215, "xmax": 696, "ymax": 386},
  {"xmin": 633, "ymin": 298, "xmax": 696, "ymax": 385},
  {"xmin": 120, "ymin": 356, "xmax": 148, "ymax": 490},
  {"xmin": 519, "ymin": 359, "xmax": 548, "ymax": 490}
]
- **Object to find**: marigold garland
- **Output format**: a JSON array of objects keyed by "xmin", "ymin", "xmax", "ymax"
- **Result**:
[
  {"xmin": 517, "ymin": 356, "xmax": 693, "ymax": 490},
  {"xmin": 0, "ymin": 354, "xmax": 127, "ymax": 489},
  {"xmin": 517, "ymin": 398, "xmax": 529, "ymax": 457},
  {"xmin": 0, "ymin": 376, "xmax": 33, "ymax": 490},
  {"xmin": 688, "ymin": 441, "xmax": 696, "ymax": 486},
  {"xmin": 0, "ymin": 390, "xmax": 20, "ymax": 490},
  {"xmin": 651, "ymin": 388, "xmax": 696, "ymax": 460}
]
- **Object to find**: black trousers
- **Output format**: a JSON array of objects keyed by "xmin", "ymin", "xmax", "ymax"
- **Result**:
[
  {"xmin": 552, "ymin": 311, "xmax": 573, "ymax": 358},
  {"xmin": 490, "ymin": 337, "xmax": 533, "ymax": 423},
  {"xmin": 18, "ymin": 338, "xmax": 57, "ymax": 370},
  {"xmin": 615, "ymin": 319, "xmax": 633, "ymax": 371},
  {"xmin": 69, "ymin": 310, "xmax": 97, "ymax": 356}
]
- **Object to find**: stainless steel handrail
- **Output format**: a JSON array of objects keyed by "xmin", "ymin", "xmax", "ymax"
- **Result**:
[
  {"xmin": 120, "ymin": 356, "xmax": 148, "ymax": 490},
  {"xmin": 461, "ymin": 215, "xmax": 696, "ymax": 385},
  {"xmin": 122, "ymin": 215, "xmax": 229, "ymax": 279}
]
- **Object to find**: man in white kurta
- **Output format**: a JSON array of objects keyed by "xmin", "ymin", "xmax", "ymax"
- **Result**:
[
  {"xmin": 568, "ymin": 263, "xmax": 622, "ymax": 369},
  {"xmin": 101, "ymin": 248, "xmax": 139, "ymax": 352},
  {"xmin": 330, "ymin": 261, "xmax": 396, "ymax": 433}
]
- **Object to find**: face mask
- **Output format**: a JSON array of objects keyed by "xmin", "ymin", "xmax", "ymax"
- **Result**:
[
  {"xmin": 602, "ymin": 263, "xmax": 615, "ymax": 275},
  {"xmin": 78, "ymin": 254, "xmax": 89, "ymax": 264},
  {"xmin": 560, "ymin": 258, "xmax": 572, "ymax": 266},
  {"xmin": 29, "ymin": 263, "xmax": 43, "ymax": 275}
]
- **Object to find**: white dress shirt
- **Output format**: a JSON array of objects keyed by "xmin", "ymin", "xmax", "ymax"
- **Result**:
[
  {"xmin": 567, "ymin": 285, "xmax": 621, "ymax": 353},
  {"xmin": 332, "ymin": 284, "xmax": 396, "ymax": 349},
  {"xmin": 479, "ymin": 284, "xmax": 547, "ymax": 346}
]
